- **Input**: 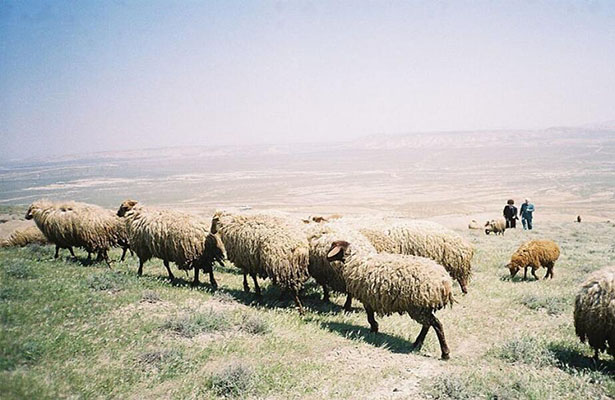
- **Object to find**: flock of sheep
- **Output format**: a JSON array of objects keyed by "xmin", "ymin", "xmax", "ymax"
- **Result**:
[{"xmin": 1, "ymin": 199, "xmax": 613, "ymax": 361}]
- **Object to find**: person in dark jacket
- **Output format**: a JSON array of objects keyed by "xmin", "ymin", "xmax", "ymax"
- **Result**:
[
  {"xmin": 503, "ymin": 199, "xmax": 518, "ymax": 228},
  {"xmin": 520, "ymin": 198, "xmax": 535, "ymax": 230}
]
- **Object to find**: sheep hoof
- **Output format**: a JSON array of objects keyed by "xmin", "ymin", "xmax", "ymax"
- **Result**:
[{"xmin": 441, "ymin": 353, "xmax": 450, "ymax": 360}]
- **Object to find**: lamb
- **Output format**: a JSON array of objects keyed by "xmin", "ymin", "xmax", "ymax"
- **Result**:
[
  {"xmin": 211, "ymin": 211, "xmax": 310, "ymax": 314},
  {"xmin": 326, "ymin": 240, "xmax": 454, "ymax": 359},
  {"xmin": 380, "ymin": 221, "xmax": 474, "ymax": 294},
  {"xmin": 307, "ymin": 223, "xmax": 377, "ymax": 311},
  {"xmin": 574, "ymin": 266, "xmax": 615, "ymax": 359},
  {"xmin": 25, "ymin": 200, "xmax": 128, "ymax": 262},
  {"xmin": 117, "ymin": 200, "xmax": 225, "ymax": 287},
  {"xmin": 506, "ymin": 239, "xmax": 560, "ymax": 280},
  {"xmin": 0, "ymin": 225, "xmax": 49, "ymax": 247},
  {"xmin": 485, "ymin": 219, "xmax": 506, "ymax": 235}
]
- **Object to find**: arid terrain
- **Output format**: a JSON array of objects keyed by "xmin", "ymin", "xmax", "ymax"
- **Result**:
[{"xmin": 1, "ymin": 127, "xmax": 615, "ymax": 399}]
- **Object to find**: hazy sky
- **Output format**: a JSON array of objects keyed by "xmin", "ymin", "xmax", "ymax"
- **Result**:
[{"xmin": 1, "ymin": 1, "xmax": 615, "ymax": 161}]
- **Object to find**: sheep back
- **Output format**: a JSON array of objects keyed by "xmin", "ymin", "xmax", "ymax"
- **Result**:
[
  {"xmin": 385, "ymin": 221, "xmax": 474, "ymax": 291},
  {"xmin": 359, "ymin": 228, "xmax": 398, "ymax": 253}
]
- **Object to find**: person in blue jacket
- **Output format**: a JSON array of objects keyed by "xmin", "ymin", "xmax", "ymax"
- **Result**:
[{"xmin": 520, "ymin": 198, "xmax": 535, "ymax": 230}]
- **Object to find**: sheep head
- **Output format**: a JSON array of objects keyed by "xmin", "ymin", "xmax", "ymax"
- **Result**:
[
  {"xmin": 327, "ymin": 240, "xmax": 351, "ymax": 262},
  {"xmin": 506, "ymin": 258, "xmax": 523, "ymax": 278},
  {"xmin": 199, "ymin": 232, "xmax": 226, "ymax": 270},
  {"xmin": 117, "ymin": 199, "xmax": 138, "ymax": 217}
]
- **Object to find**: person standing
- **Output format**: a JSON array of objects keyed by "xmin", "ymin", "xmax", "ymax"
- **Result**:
[
  {"xmin": 503, "ymin": 199, "xmax": 518, "ymax": 228},
  {"xmin": 520, "ymin": 198, "xmax": 535, "ymax": 230}
]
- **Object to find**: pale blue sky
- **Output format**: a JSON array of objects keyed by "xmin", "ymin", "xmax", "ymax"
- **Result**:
[{"xmin": 1, "ymin": 1, "xmax": 615, "ymax": 160}]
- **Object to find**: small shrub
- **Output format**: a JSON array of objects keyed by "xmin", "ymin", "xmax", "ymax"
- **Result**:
[
  {"xmin": 86, "ymin": 273, "xmax": 128, "ymax": 291},
  {"xmin": 212, "ymin": 291, "xmax": 236, "ymax": 303},
  {"xmin": 496, "ymin": 337, "xmax": 555, "ymax": 366},
  {"xmin": 141, "ymin": 290, "xmax": 161, "ymax": 303},
  {"xmin": 0, "ymin": 339, "xmax": 44, "ymax": 371},
  {"xmin": 209, "ymin": 362, "xmax": 254, "ymax": 398},
  {"xmin": 238, "ymin": 314, "xmax": 270, "ymax": 335},
  {"xmin": 519, "ymin": 294, "xmax": 568, "ymax": 315},
  {"xmin": 429, "ymin": 374, "xmax": 474, "ymax": 400},
  {"xmin": 138, "ymin": 349, "xmax": 183, "ymax": 368},
  {"xmin": 162, "ymin": 309, "xmax": 230, "ymax": 338},
  {"xmin": 3, "ymin": 262, "xmax": 35, "ymax": 280}
]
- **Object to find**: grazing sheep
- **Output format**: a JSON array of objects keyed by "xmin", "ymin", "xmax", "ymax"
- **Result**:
[
  {"xmin": 117, "ymin": 200, "xmax": 225, "ymax": 287},
  {"xmin": 327, "ymin": 240, "xmax": 454, "ymax": 359},
  {"xmin": 485, "ymin": 219, "xmax": 506, "ymax": 235},
  {"xmin": 0, "ymin": 225, "xmax": 49, "ymax": 247},
  {"xmin": 382, "ymin": 221, "xmax": 474, "ymax": 294},
  {"xmin": 307, "ymin": 223, "xmax": 376, "ymax": 311},
  {"xmin": 25, "ymin": 200, "xmax": 127, "ymax": 262},
  {"xmin": 506, "ymin": 240, "xmax": 560, "ymax": 280},
  {"xmin": 574, "ymin": 266, "xmax": 615, "ymax": 359},
  {"xmin": 468, "ymin": 220, "xmax": 481, "ymax": 230},
  {"xmin": 211, "ymin": 211, "xmax": 310, "ymax": 314}
]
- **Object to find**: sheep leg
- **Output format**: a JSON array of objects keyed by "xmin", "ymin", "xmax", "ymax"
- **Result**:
[
  {"xmin": 365, "ymin": 306, "xmax": 379, "ymax": 333},
  {"xmin": 87, "ymin": 252, "xmax": 92, "ymax": 261},
  {"xmin": 321, "ymin": 285, "xmax": 330, "ymax": 302},
  {"xmin": 54, "ymin": 245, "xmax": 60, "ymax": 258},
  {"xmin": 163, "ymin": 260, "xmax": 175, "ymax": 280},
  {"xmin": 431, "ymin": 315, "xmax": 450, "ymax": 360},
  {"xmin": 293, "ymin": 289, "xmax": 304, "ymax": 315},
  {"xmin": 523, "ymin": 266, "xmax": 528, "ymax": 280},
  {"xmin": 68, "ymin": 247, "xmax": 76, "ymax": 258},
  {"xmin": 103, "ymin": 250, "xmax": 112, "ymax": 269},
  {"xmin": 343, "ymin": 294, "xmax": 353, "ymax": 312},
  {"xmin": 208, "ymin": 270, "xmax": 218, "ymax": 290},
  {"xmin": 192, "ymin": 266, "xmax": 200, "ymax": 286},
  {"xmin": 457, "ymin": 278, "xmax": 468, "ymax": 294},
  {"xmin": 120, "ymin": 247, "xmax": 128, "ymax": 262},
  {"xmin": 545, "ymin": 262, "xmax": 554, "ymax": 279},
  {"xmin": 137, "ymin": 258, "xmax": 144, "ymax": 276},
  {"xmin": 531, "ymin": 267, "xmax": 539, "ymax": 280},
  {"xmin": 251, "ymin": 274, "xmax": 261, "ymax": 297},
  {"xmin": 412, "ymin": 325, "xmax": 430, "ymax": 351},
  {"xmin": 243, "ymin": 273, "xmax": 250, "ymax": 293}
]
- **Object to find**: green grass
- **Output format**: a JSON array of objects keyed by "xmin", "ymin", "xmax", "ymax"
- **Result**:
[{"xmin": 1, "ymin": 222, "xmax": 615, "ymax": 399}]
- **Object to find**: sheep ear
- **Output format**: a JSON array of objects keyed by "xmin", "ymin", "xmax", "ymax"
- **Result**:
[
  {"xmin": 327, "ymin": 245, "xmax": 342, "ymax": 259},
  {"xmin": 210, "ymin": 217, "xmax": 219, "ymax": 234}
]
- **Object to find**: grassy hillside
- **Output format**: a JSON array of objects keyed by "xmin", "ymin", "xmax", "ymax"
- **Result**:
[{"xmin": 1, "ymin": 222, "xmax": 615, "ymax": 399}]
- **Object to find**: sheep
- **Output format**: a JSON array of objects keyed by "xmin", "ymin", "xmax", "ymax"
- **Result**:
[
  {"xmin": 0, "ymin": 225, "xmax": 49, "ymax": 247},
  {"xmin": 211, "ymin": 211, "xmax": 310, "ymax": 314},
  {"xmin": 117, "ymin": 200, "xmax": 225, "ymax": 287},
  {"xmin": 326, "ymin": 240, "xmax": 454, "ymax": 359},
  {"xmin": 485, "ymin": 219, "xmax": 506, "ymax": 235},
  {"xmin": 307, "ymin": 223, "xmax": 377, "ymax": 311},
  {"xmin": 24, "ymin": 200, "xmax": 127, "ymax": 262},
  {"xmin": 506, "ymin": 240, "xmax": 560, "ymax": 280},
  {"xmin": 574, "ymin": 266, "xmax": 615, "ymax": 359},
  {"xmin": 379, "ymin": 221, "xmax": 474, "ymax": 294}
]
